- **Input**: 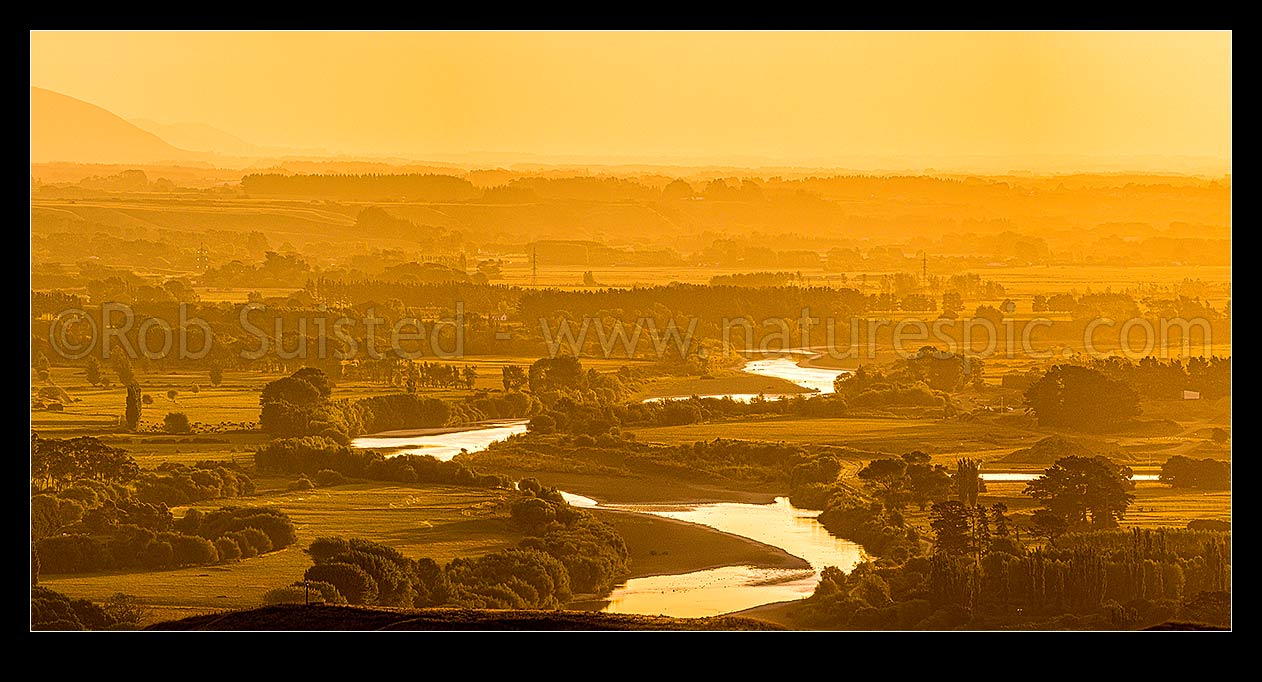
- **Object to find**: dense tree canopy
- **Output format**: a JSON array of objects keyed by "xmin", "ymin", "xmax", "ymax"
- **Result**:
[
  {"xmin": 1024, "ymin": 456, "xmax": 1136, "ymax": 528},
  {"xmin": 1025, "ymin": 365, "xmax": 1141, "ymax": 431},
  {"xmin": 32, "ymin": 434, "xmax": 140, "ymax": 491}
]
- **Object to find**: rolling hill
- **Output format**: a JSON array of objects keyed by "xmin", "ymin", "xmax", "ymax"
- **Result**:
[
  {"xmin": 30, "ymin": 87, "xmax": 198, "ymax": 164},
  {"xmin": 129, "ymin": 118, "xmax": 265, "ymax": 157}
]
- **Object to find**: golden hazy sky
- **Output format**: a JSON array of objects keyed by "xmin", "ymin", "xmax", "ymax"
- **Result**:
[{"xmin": 30, "ymin": 31, "xmax": 1231, "ymax": 168}]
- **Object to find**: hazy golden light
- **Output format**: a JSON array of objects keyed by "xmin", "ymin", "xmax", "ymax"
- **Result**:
[{"xmin": 29, "ymin": 30, "xmax": 1230, "ymax": 169}]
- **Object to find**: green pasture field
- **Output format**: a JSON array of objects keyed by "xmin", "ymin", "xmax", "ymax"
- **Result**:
[
  {"xmin": 38, "ymin": 482, "xmax": 522, "ymax": 621},
  {"xmin": 31, "ymin": 361, "xmax": 534, "ymax": 437}
]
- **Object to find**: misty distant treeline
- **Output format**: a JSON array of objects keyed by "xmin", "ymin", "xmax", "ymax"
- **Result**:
[
  {"xmin": 36, "ymin": 169, "xmax": 1232, "ymax": 272},
  {"xmin": 242, "ymin": 173, "xmax": 479, "ymax": 201},
  {"xmin": 517, "ymin": 283, "xmax": 869, "ymax": 323},
  {"xmin": 523, "ymin": 240, "xmax": 684, "ymax": 267},
  {"xmin": 709, "ymin": 271, "xmax": 800, "ymax": 287}
]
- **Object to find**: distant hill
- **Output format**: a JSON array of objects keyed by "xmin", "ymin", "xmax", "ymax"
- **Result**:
[
  {"xmin": 994, "ymin": 435, "xmax": 1135, "ymax": 466},
  {"xmin": 995, "ymin": 436, "xmax": 1095, "ymax": 466},
  {"xmin": 129, "ymin": 118, "xmax": 264, "ymax": 157},
  {"xmin": 147, "ymin": 604, "xmax": 785, "ymax": 631},
  {"xmin": 30, "ymin": 87, "xmax": 197, "ymax": 164}
]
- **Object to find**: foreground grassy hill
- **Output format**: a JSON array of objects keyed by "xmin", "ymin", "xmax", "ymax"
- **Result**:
[{"xmin": 148, "ymin": 604, "xmax": 785, "ymax": 631}]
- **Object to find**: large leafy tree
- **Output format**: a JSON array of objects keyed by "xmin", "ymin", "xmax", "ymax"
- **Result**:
[
  {"xmin": 290, "ymin": 367, "xmax": 334, "ymax": 399},
  {"xmin": 1024, "ymin": 365, "xmax": 1140, "ymax": 431},
  {"xmin": 259, "ymin": 368, "xmax": 334, "ymax": 436},
  {"xmin": 1024, "ymin": 455, "xmax": 1136, "ymax": 528},
  {"xmin": 902, "ymin": 451, "xmax": 952, "ymax": 511},
  {"xmin": 857, "ymin": 457, "xmax": 908, "ymax": 511},
  {"xmin": 261, "ymin": 375, "xmax": 324, "ymax": 406},
  {"xmin": 929, "ymin": 500, "xmax": 997, "ymax": 559},
  {"xmin": 31, "ymin": 433, "xmax": 140, "ymax": 491},
  {"xmin": 528, "ymin": 355, "xmax": 586, "ymax": 394},
  {"xmin": 929, "ymin": 500, "xmax": 972, "ymax": 557}
]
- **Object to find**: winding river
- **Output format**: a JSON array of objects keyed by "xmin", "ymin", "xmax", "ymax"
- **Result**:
[
  {"xmin": 347, "ymin": 355, "xmax": 1161, "ymax": 617},
  {"xmin": 353, "ymin": 355, "xmax": 846, "ymax": 457},
  {"xmin": 741, "ymin": 357, "xmax": 847, "ymax": 395},
  {"xmin": 644, "ymin": 355, "xmax": 850, "ymax": 403},
  {"xmin": 581, "ymin": 496, "xmax": 865, "ymax": 618},
  {"xmin": 350, "ymin": 420, "xmax": 529, "ymax": 461},
  {"xmin": 346, "ymin": 354, "xmax": 867, "ymax": 617}
]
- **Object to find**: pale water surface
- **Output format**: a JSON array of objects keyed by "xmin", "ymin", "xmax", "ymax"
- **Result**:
[
  {"xmin": 981, "ymin": 472, "xmax": 1160, "ymax": 482},
  {"xmin": 572, "ymin": 496, "xmax": 866, "ymax": 618},
  {"xmin": 350, "ymin": 420, "xmax": 529, "ymax": 461},
  {"xmin": 645, "ymin": 356, "xmax": 850, "ymax": 403}
]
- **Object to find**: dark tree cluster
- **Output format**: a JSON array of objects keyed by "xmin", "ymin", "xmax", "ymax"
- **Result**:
[
  {"xmin": 832, "ymin": 356, "xmax": 966, "ymax": 411},
  {"xmin": 348, "ymin": 393, "xmax": 451, "ymax": 433},
  {"xmin": 31, "ymin": 587, "xmax": 145, "ymax": 631},
  {"xmin": 1077, "ymin": 355, "xmax": 1231, "ymax": 401},
  {"xmin": 1159, "ymin": 455, "xmax": 1230, "ymax": 490},
  {"xmin": 300, "ymin": 537, "xmax": 571, "ymax": 610},
  {"xmin": 1024, "ymin": 455, "xmax": 1136, "ymax": 528},
  {"xmin": 1024, "ymin": 365, "xmax": 1141, "ymax": 431},
  {"xmin": 797, "ymin": 526, "xmax": 1230, "ymax": 630},
  {"xmin": 258, "ymin": 367, "xmax": 352, "ymax": 440},
  {"xmin": 32, "ymin": 433, "xmax": 139, "ymax": 491},
  {"xmin": 258, "ymin": 366, "xmax": 542, "ymax": 443},
  {"xmin": 855, "ymin": 451, "xmax": 954, "ymax": 512},
  {"xmin": 468, "ymin": 434, "xmax": 846, "ymax": 496},
  {"xmin": 30, "ymin": 433, "xmax": 267, "ymax": 575},
  {"xmin": 254, "ymin": 436, "xmax": 512, "ymax": 489},
  {"xmin": 512, "ymin": 480, "xmax": 630, "ymax": 594},
  {"xmin": 36, "ymin": 504, "xmax": 296, "ymax": 574},
  {"xmin": 616, "ymin": 392, "xmax": 848, "ymax": 430},
  {"xmin": 815, "ymin": 496, "xmax": 921, "ymax": 562},
  {"xmin": 290, "ymin": 482, "xmax": 630, "ymax": 611},
  {"xmin": 133, "ymin": 461, "xmax": 255, "ymax": 506}
]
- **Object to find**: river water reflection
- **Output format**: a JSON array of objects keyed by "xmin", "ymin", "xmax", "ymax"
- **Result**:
[
  {"xmin": 350, "ymin": 420, "xmax": 529, "ymax": 461},
  {"xmin": 572, "ymin": 496, "xmax": 867, "ymax": 619}
]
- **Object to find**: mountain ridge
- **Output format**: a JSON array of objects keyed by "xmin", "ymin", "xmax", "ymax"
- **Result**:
[{"xmin": 30, "ymin": 86, "xmax": 197, "ymax": 164}]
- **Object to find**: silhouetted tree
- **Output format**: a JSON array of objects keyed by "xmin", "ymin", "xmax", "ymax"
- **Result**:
[
  {"xmin": 125, "ymin": 383, "xmax": 142, "ymax": 431},
  {"xmin": 163, "ymin": 412, "xmax": 191, "ymax": 434},
  {"xmin": 904, "ymin": 451, "xmax": 952, "ymax": 511},
  {"xmin": 858, "ymin": 457, "xmax": 909, "ymax": 511},
  {"xmin": 1029, "ymin": 509, "xmax": 1067, "ymax": 546},
  {"xmin": 502, "ymin": 365, "xmax": 528, "ymax": 392},
  {"xmin": 1025, "ymin": 456, "xmax": 1136, "ymax": 528},
  {"xmin": 954, "ymin": 458, "xmax": 984, "ymax": 506},
  {"xmin": 84, "ymin": 357, "xmax": 103, "ymax": 387},
  {"xmin": 929, "ymin": 500, "xmax": 972, "ymax": 557},
  {"xmin": 112, "ymin": 356, "xmax": 136, "ymax": 386}
]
